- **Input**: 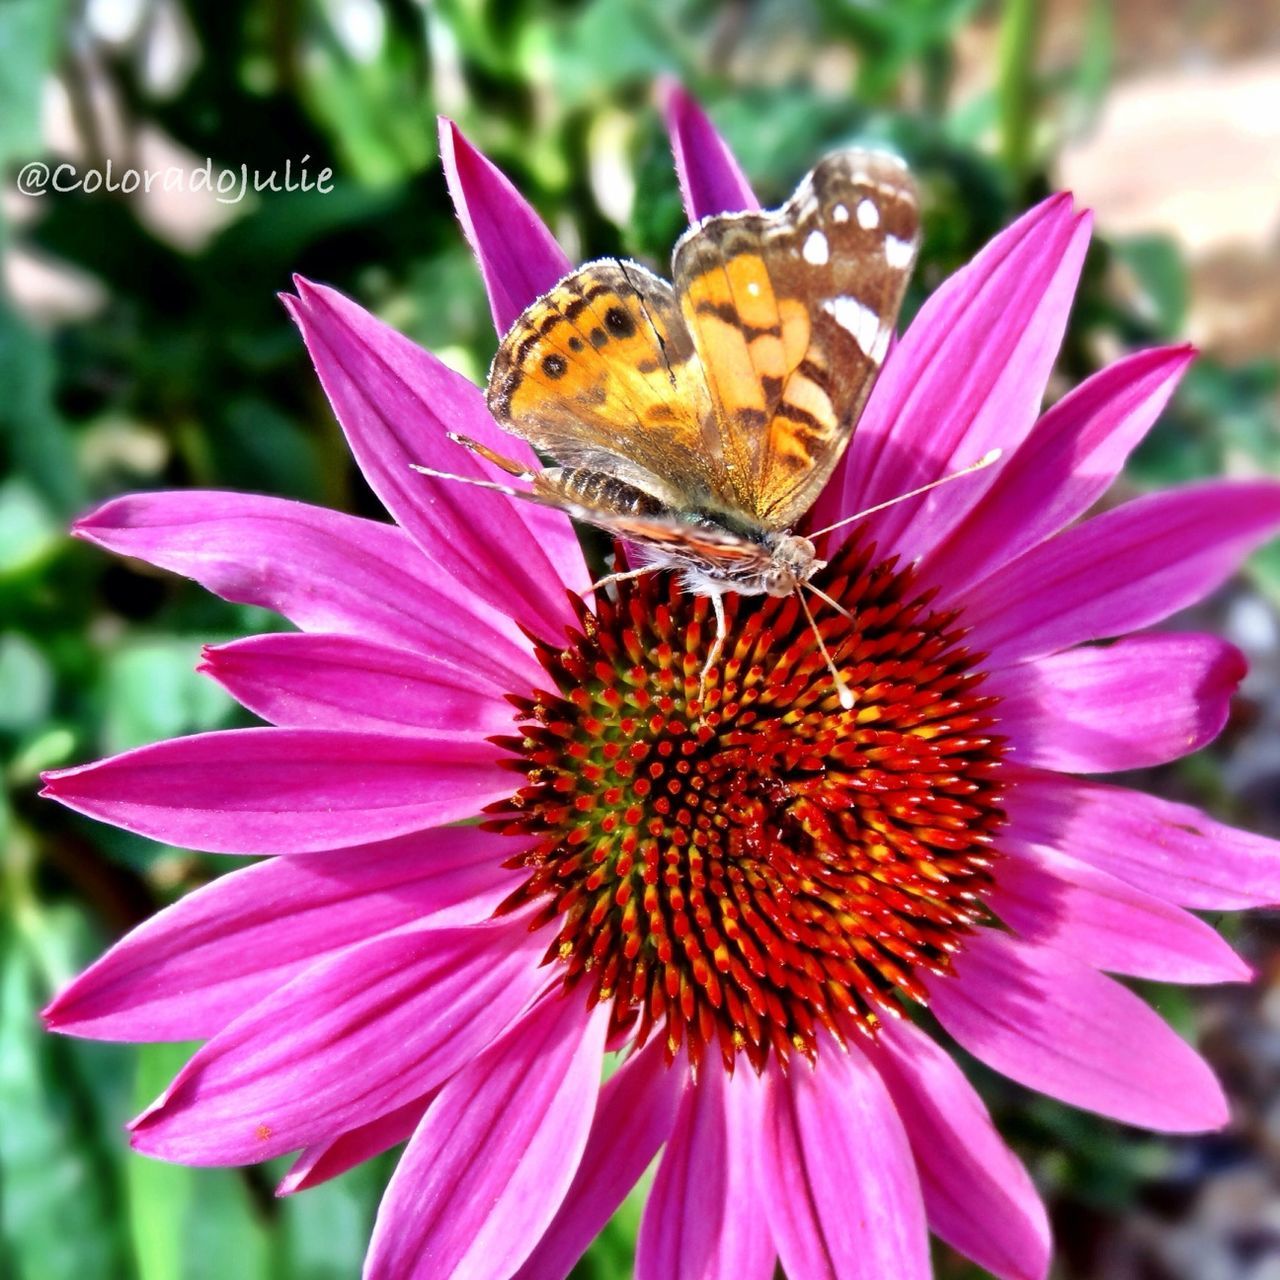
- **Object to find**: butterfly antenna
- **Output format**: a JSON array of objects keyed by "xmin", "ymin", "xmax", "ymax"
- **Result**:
[
  {"xmin": 797, "ymin": 588, "xmax": 855, "ymax": 711},
  {"xmin": 808, "ymin": 449, "xmax": 1002, "ymax": 538},
  {"xmin": 409, "ymin": 432, "xmax": 539, "ymax": 495},
  {"xmin": 408, "ymin": 462, "xmax": 530, "ymax": 498},
  {"xmin": 801, "ymin": 579, "xmax": 856, "ymax": 624}
]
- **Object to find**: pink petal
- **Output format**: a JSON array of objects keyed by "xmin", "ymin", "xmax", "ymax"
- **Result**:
[
  {"xmin": 757, "ymin": 1046, "xmax": 930, "ymax": 1280},
  {"xmin": 43, "ymin": 826, "xmax": 522, "ymax": 1041},
  {"xmin": 659, "ymin": 79, "xmax": 759, "ymax": 221},
  {"xmin": 201, "ymin": 632, "xmax": 515, "ymax": 738},
  {"xmin": 287, "ymin": 279, "xmax": 588, "ymax": 639},
  {"xmin": 927, "ymin": 929, "xmax": 1229, "ymax": 1132},
  {"xmin": 437, "ymin": 117, "xmax": 573, "ymax": 338},
  {"xmin": 128, "ymin": 918, "xmax": 550, "ymax": 1164},
  {"xmin": 867, "ymin": 1017, "xmax": 1050, "ymax": 1280},
  {"xmin": 1004, "ymin": 767, "xmax": 1280, "ymax": 910},
  {"xmin": 992, "ymin": 837, "xmax": 1251, "ymax": 985},
  {"xmin": 636, "ymin": 1066, "xmax": 774, "ymax": 1280},
  {"xmin": 924, "ymin": 345, "xmax": 1193, "ymax": 592},
  {"xmin": 40, "ymin": 727, "xmax": 509, "ymax": 855},
  {"xmin": 963, "ymin": 480, "xmax": 1280, "ymax": 666},
  {"xmin": 995, "ymin": 633, "xmax": 1246, "ymax": 772},
  {"xmin": 73, "ymin": 490, "xmax": 538, "ymax": 686},
  {"xmin": 279, "ymin": 1091, "xmax": 433, "ymax": 1194},
  {"xmin": 813, "ymin": 195, "xmax": 1086, "ymax": 557},
  {"xmin": 513, "ymin": 1039, "xmax": 686, "ymax": 1280},
  {"xmin": 364, "ymin": 996, "xmax": 609, "ymax": 1280}
]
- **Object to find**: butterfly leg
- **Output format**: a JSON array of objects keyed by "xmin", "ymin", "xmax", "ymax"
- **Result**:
[
  {"xmin": 588, "ymin": 563, "xmax": 661, "ymax": 596},
  {"xmin": 697, "ymin": 590, "xmax": 728, "ymax": 709}
]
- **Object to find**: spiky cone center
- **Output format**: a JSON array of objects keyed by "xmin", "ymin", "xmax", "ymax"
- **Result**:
[{"xmin": 488, "ymin": 540, "xmax": 1007, "ymax": 1073}]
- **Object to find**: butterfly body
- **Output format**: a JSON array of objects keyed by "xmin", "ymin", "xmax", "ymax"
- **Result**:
[{"xmin": 532, "ymin": 461, "xmax": 823, "ymax": 597}]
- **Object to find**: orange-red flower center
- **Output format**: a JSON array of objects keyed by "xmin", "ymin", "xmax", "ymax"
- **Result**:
[{"xmin": 488, "ymin": 540, "xmax": 1007, "ymax": 1072}]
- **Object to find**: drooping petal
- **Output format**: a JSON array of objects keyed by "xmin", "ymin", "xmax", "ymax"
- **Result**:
[
  {"xmin": 927, "ymin": 929, "xmax": 1228, "ymax": 1132},
  {"xmin": 513, "ymin": 1038, "xmax": 686, "ymax": 1280},
  {"xmin": 279, "ymin": 1091, "xmax": 433, "ymax": 1194},
  {"xmin": 437, "ymin": 117, "xmax": 573, "ymax": 338},
  {"xmin": 659, "ymin": 79, "xmax": 759, "ymax": 221},
  {"xmin": 72, "ymin": 490, "xmax": 539, "ymax": 685},
  {"xmin": 994, "ymin": 633, "xmax": 1246, "ymax": 773},
  {"xmin": 41, "ymin": 727, "xmax": 509, "ymax": 855},
  {"xmin": 1004, "ymin": 768, "xmax": 1280, "ymax": 910},
  {"xmin": 636, "ymin": 1066, "xmax": 774, "ymax": 1280},
  {"xmin": 719, "ymin": 1067, "xmax": 777, "ymax": 1273},
  {"xmin": 923, "ymin": 345, "xmax": 1193, "ymax": 592},
  {"xmin": 813, "ymin": 196, "xmax": 1087, "ymax": 560},
  {"xmin": 43, "ymin": 826, "xmax": 522, "ymax": 1041},
  {"xmin": 963, "ymin": 480, "xmax": 1280, "ymax": 666},
  {"xmin": 757, "ymin": 1046, "xmax": 930, "ymax": 1280},
  {"xmin": 201, "ymin": 632, "xmax": 516, "ymax": 738},
  {"xmin": 364, "ymin": 996, "xmax": 609, "ymax": 1280},
  {"xmin": 127, "ymin": 918, "xmax": 549, "ymax": 1165},
  {"xmin": 992, "ymin": 838, "xmax": 1251, "ymax": 985},
  {"xmin": 866, "ymin": 1017, "xmax": 1050, "ymax": 1280},
  {"xmin": 287, "ymin": 279, "xmax": 588, "ymax": 637}
]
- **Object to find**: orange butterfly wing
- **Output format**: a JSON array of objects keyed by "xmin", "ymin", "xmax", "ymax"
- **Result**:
[
  {"xmin": 674, "ymin": 150, "xmax": 920, "ymax": 528},
  {"xmin": 486, "ymin": 260, "xmax": 732, "ymax": 514}
]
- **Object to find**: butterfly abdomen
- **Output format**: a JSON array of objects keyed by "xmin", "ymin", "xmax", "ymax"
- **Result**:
[{"xmin": 539, "ymin": 467, "xmax": 668, "ymax": 518}]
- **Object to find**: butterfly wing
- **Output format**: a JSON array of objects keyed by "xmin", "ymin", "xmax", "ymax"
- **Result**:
[
  {"xmin": 674, "ymin": 149, "xmax": 920, "ymax": 530},
  {"xmin": 485, "ymin": 260, "xmax": 731, "ymax": 513}
]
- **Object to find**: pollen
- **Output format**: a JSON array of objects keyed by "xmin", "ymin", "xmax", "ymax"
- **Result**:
[{"xmin": 488, "ymin": 539, "xmax": 1007, "ymax": 1073}]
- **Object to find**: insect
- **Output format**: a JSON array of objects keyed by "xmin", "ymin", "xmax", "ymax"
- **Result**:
[{"xmin": 416, "ymin": 150, "xmax": 996, "ymax": 705}]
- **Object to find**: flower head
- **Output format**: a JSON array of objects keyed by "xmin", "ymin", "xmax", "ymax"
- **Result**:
[
  {"xmin": 494, "ymin": 540, "xmax": 1006, "ymax": 1072},
  {"xmin": 41, "ymin": 89, "xmax": 1280, "ymax": 1280}
]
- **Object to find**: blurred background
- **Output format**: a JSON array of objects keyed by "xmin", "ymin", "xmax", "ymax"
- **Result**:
[{"xmin": 1, "ymin": 1, "xmax": 1278, "ymax": 1277}]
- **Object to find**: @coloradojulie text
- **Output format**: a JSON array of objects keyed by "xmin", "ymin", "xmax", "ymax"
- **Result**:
[{"xmin": 15, "ymin": 156, "xmax": 335, "ymax": 203}]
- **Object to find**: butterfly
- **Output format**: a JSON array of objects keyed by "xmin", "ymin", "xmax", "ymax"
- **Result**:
[{"xmin": 418, "ymin": 149, "xmax": 992, "ymax": 704}]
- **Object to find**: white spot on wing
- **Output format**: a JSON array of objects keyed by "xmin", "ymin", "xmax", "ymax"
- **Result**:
[
  {"xmin": 832, "ymin": 203, "xmax": 849, "ymax": 223},
  {"xmin": 746, "ymin": 281, "xmax": 760, "ymax": 297},
  {"xmin": 802, "ymin": 229, "xmax": 829, "ymax": 265},
  {"xmin": 884, "ymin": 235, "xmax": 914, "ymax": 268},
  {"xmin": 856, "ymin": 198, "xmax": 880, "ymax": 230},
  {"xmin": 823, "ymin": 295, "xmax": 883, "ymax": 358}
]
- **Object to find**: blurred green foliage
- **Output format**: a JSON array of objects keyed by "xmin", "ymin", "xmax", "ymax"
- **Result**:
[{"xmin": 1, "ymin": 2, "xmax": 1277, "ymax": 1279}]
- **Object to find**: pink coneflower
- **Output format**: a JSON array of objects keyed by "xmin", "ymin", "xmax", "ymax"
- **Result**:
[{"xmin": 42, "ymin": 87, "xmax": 1280, "ymax": 1280}]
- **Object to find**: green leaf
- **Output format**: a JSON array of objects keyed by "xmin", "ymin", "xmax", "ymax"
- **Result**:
[
  {"xmin": 1113, "ymin": 235, "xmax": 1188, "ymax": 339},
  {"xmin": 0, "ymin": 630, "xmax": 53, "ymax": 732},
  {"xmin": 552, "ymin": 0, "xmax": 687, "ymax": 106},
  {"xmin": 0, "ymin": 927, "xmax": 130, "ymax": 1280},
  {"xmin": 129, "ymin": 1045, "xmax": 199, "ymax": 1280},
  {"xmin": 0, "ymin": 299, "xmax": 83, "ymax": 516},
  {"xmin": 0, "ymin": 477, "xmax": 60, "ymax": 578},
  {"xmin": 274, "ymin": 1156, "xmax": 393, "ymax": 1280},
  {"xmin": 1065, "ymin": 0, "xmax": 1113, "ymax": 136},
  {"xmin": 0, "ymin": 0, "xmax": 67, "ymax": 165},
  {"xmin": 128, "ymin": 1043, "xmax": 278, "ymax": 1280},
  {"xmin": 297, "ymin": 0, "xmax": 435, "ymax": 187},
  {"xmin": 101, "ymin": 636, "xmax": 236, "ymax": 753},
  {"xmin": 1249, "ymin": 539, "xmax": 1280, "ymax": 606},
  {"xmin": 995, "ymin": 0, "xmax": 1040, "ymax": 182}
]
